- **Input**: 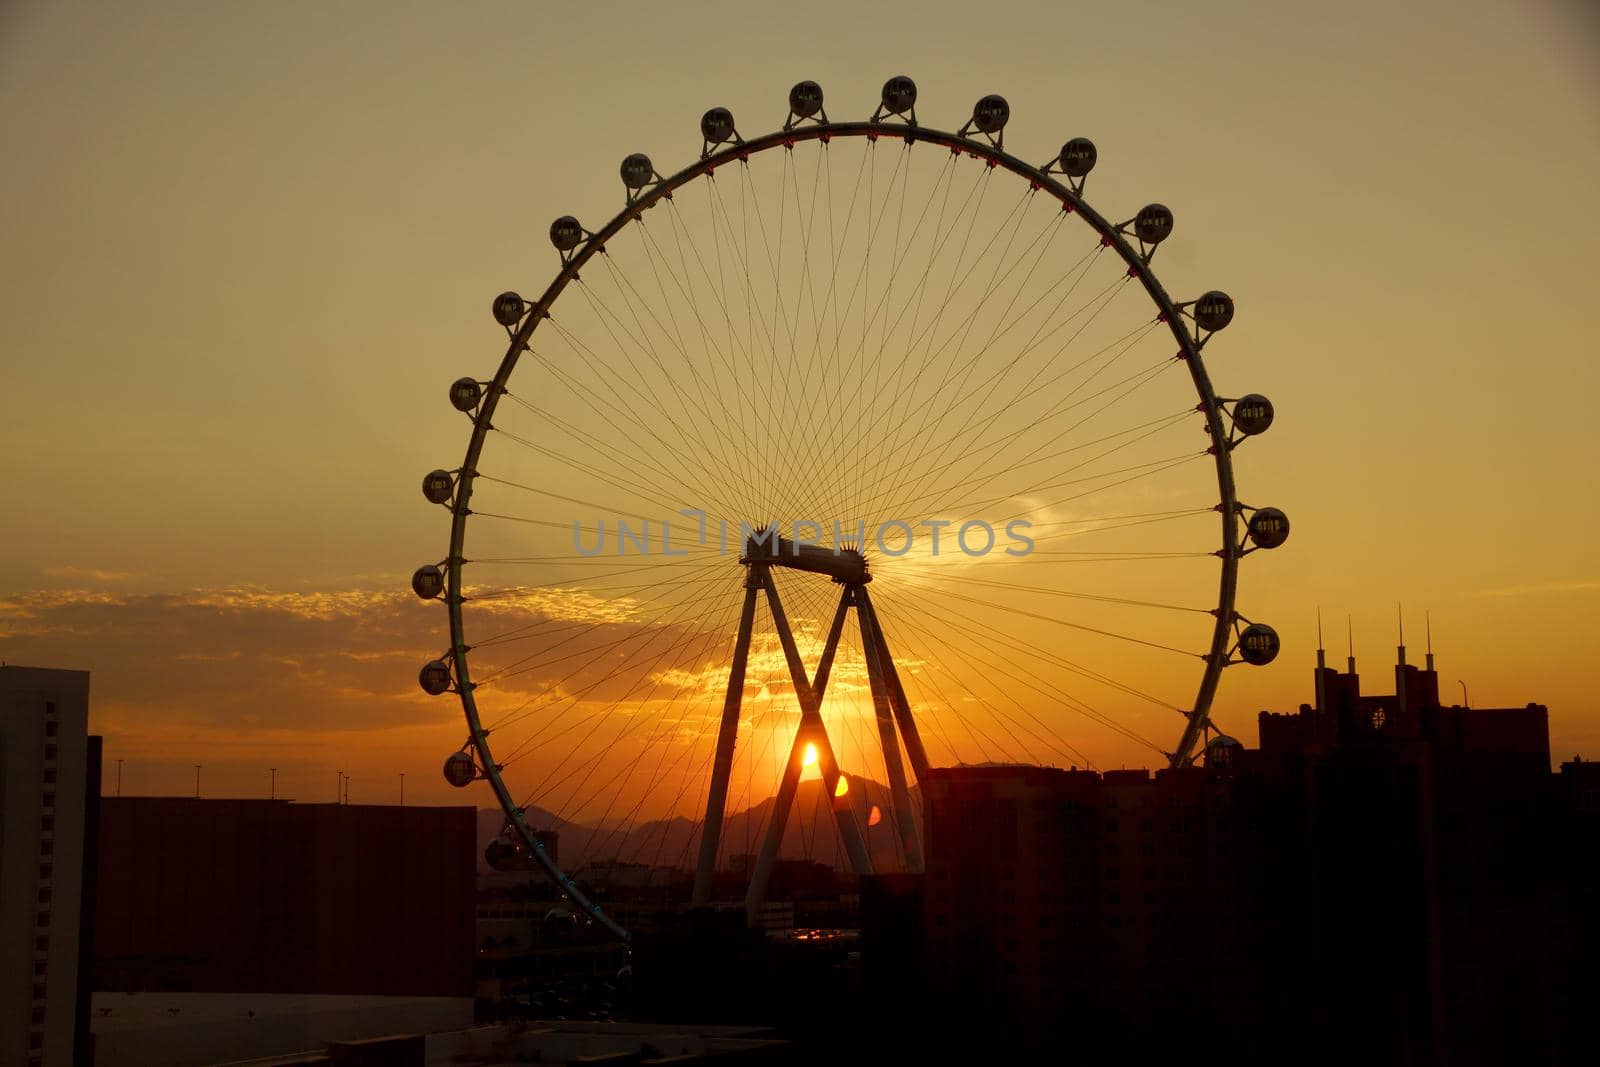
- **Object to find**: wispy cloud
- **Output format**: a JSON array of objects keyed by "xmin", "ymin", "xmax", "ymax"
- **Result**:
[{"xmin": 1464, "ymin": 579, "xmax": 1600, "ymax": 599}]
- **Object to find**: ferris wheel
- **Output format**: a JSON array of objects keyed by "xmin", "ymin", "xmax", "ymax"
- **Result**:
[{"xmin": 412, "ymin": 78, "xmax": 1286, "ymax": 942}]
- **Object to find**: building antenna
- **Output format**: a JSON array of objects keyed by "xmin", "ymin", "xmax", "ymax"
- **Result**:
[
  {"xmin": 1396, "ymin": 602, "xmax": 1407, "ymax": 667},
  {"xmin": 1346, "ymin": 615, "xmax": 1357, "ymax": 674},
  {"xmin": 1425, "ymin": 612, "xmax": 1435, "ymax": 672},
  {"xmin": 1315, "ymin": 607, "xmax": 1329, "ymax": 712}
]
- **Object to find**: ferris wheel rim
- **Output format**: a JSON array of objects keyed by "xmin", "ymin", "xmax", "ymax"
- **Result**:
[{"xmin": 438, "ymin": 111, "xmax": 1248, "ymax": 945}]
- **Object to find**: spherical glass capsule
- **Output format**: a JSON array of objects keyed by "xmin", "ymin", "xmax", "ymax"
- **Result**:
[
  {"xmin": 700, "ymin": 106, "xmax": 735, "ymax": 144},
  {"xmin": 972, "ymin": 94, "xmax": 1010, "ymax": 135},
  {"xmin": 1195, "ymin": 291, "xmax": 1235, "ymax": 333},
  {"xmin": 412, "ymin": 564, "xmax": 444, "ymax": 600},
  {"xmin": 789, "ymin": 80, "xmax": 824, "ymax": 119},
  {"xmin": 1238, "ymin": 623, "xmax": 1281, "ymax": 666},
  {"xmin": 485, "ymin": 834, "xmax": 529, "ymax": 872},
  {"xmin": 443, "ymin": 750, "xmax": 476, "ymax": 787},
  {"xmin": 449, "ymin": 377, "xmax": 482, "ymax": 413},
  {"xmin": 1232, "ymin": 394, "xmax": 1275, "ymax": 436},
  {"xmin": 420, "ymin": 659, "xmax": 453, "ymax": 696},
  {"xmin": 1059, "ymin": 137, "xmax": 1097, "ymax": 179},
  {"xmin": 1205, "ymin": 734, "xmax": 1242, "ymax": 768},
  {"xmin": 1135, "ymin": 204, "xmax": 1174, "ymax": 245},
  {"xmin": 549, "ymin": 215, "xmax": 584, "ymax": 252},
  {"xmin": 1247, "ymin": 507, "xmax": 1290, "ymax": 550},
  {"xmin": 881, "ymin": 75, "xmax": 916, "ymax": 115},
  {"xmin": 491, "ymin": 291, "xmax": 524, "ymax": 326},
  {"xmin": 422, "ymin": 469, "xmax": 454, "ymax": 505},
  {"xmin": 620, "ymin": 153, "xmax": 654, "ymax": 190}
]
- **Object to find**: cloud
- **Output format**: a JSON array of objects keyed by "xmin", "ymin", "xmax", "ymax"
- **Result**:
[
  {"xmin": 42, "ymin": 565, "xmax": 139, "ymax": 583},
  {"xmin": 1464, "ymin": 579, "xmax": 1600, "ymax": 599}
]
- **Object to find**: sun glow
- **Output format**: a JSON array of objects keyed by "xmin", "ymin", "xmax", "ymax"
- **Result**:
[{"xmin": 802, "ymin": 742, "xmax": 818, "ymax": 767}]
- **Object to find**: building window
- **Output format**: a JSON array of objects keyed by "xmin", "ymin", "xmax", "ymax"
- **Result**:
[
  {"xmin": 43, "ymin": 769, "xmax": 56, "ymax": 785},
  {"xmin": 37, "ymin": 888, "xmax": 51, "ymax": 905},
  {"xmin": 44, "ymin": 744, "xmax": 57, "ymax": 761},
  {"xmin": 40, "ymin": 815, "xmax": 53, "ymax": 832},
  {"xmin": 35, "ymin": 935, "xmax": 48, "ymax": 952},
  {"xmin": 45, "ymin": 721, "xmax": 58, "ymax": 737}
]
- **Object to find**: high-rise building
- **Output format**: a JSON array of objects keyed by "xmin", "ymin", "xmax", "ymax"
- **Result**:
[
  {"xmin": 93, "ymin": 798, "xmax": 476, "ymax": 998},
  {"xmin": 1, "ymin": 666, "xmax": 93, "ymax": 1067}
]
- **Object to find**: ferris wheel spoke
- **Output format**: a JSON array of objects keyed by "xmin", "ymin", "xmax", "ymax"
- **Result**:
[
  {"xmin": 874, "ymin": 577, "xmax": 1185, "ymax": 713},
  {"xmin": 870, "ymin": 582, "xmax": 1171, "ymax": 760},
  {"xmin": 862, "ymin": 191, "xmax": 1052, "ymax": 501},
  {"xmin": 867, "ymin": 262, "xmax": 1146, "ymax": 522},
  {"xmin": 578, "ymin": 265, "xmax": 765, "ymax": 515},
  {"xmin": 536, "ymin": 599, "xmax": 739, "ymax": 830},
  {"xmin": 899, "ymin": 403, "xmax": 1198, "ymax": 532},
  {"xmin": 492, "ymin": 573, "xmax": 743, "ymax": 762},
  {"xmin": 857, "ymin": 270, "xmax": 1149, "ymax": 524},
  {"xmin": 537, "ymin": 327, "xmax": 751, "ymax": 521}
]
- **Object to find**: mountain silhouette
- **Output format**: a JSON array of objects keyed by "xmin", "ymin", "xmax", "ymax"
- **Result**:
[{"xmin": 477, "ymin": 776, "xmax": 924, "ymax": 875}]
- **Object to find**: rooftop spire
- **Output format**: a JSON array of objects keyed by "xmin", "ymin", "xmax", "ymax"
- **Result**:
[
  {"xmin": 1425, "ymin": 611, "xmax": 1435, "ymax": 672},
  {"xmin": 1346, "ymin": 616, "xmax": 1357, "ymax": 675},
  {"xmin": 1396, "ymin": 602, "xmax": 1407, "ymax": 667},
  {"xmin": 1316, "ymin": 607, "xmax": 1327, "ymax": 668}
]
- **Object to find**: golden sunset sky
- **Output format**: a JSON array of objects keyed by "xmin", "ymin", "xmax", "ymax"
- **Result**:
[{"xmin": 3, "ymin": 0, "xmax": 1597, "ymax": 815}]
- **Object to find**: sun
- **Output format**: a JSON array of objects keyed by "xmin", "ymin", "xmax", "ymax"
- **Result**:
[{"xmin": 802, "ymin": 742, "xmax": 818, "ymax": 768}]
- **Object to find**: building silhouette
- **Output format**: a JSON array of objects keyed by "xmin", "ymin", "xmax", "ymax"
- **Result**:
[
  {"xmin": 93, "ymin": 798, "xmax": 476, "ymax": 999},
  {"xmin": 903, "ymin": 638, "xmax": 1596, "ymax": 1062},
  {"xmin": 1, "ymin": 666, "xmax": 98, "ymax": 1067}
]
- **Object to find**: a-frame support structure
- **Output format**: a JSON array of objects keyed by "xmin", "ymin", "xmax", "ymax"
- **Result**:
[{"xmin": 690, "ymin": 537, "xmax": 931, "ymax": 924}]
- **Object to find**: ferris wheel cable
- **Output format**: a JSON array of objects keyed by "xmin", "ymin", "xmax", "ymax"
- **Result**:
[
  {"xmin": 474, "ymin": 572, "xmax": 745, "ymax": 691},
  {"xmin": 823, "ymin": 153, "xmax": 976, "ymax": 518},
  {"xmin": 538, "ymin": 604, "xmax": 741, "ymax": 833},
  {"xmin": 473, "ymin": 474, "xmax": 668, "ymax": 524},
  {"xmin": 461, "ymin": 557, "xmax": 725, "ymax": 650},
  {"xmin": 574, "ymin": 271, "xmax": 767, "ymax": 518},
  {"xmin": 870, "ymin": 590, "xmax": 1149, "ymax": 765},
  {"xmin": 845, "ymin": 271, "xmax": 1140, "ymax": 523},
  {"xmin": 836, "ymin": 171, "xmax": 1010, "ymax": 511},
  {"xmin": 493, "ymin": 414, "xmax": 705, "ymax": 515},
  {"xmin": 497, "ymin": 592, "xmax": 741, "ymax": 774},
  {"xmin": 990, "ymin": 452, "xmax": 1208, "ymax": 526},
  {"xmin": 639, "ymin": 216, "xmax": 785, "ymax": 516},
  {"xmin": 860, "ymin": 189, "xmax": 1052, "ymax": 501},
  {"xmin": 543, "ymin": 306, "xmax": 754, "ymax": 517},
  {"xmin": 460, "ymin": 564, "xmax": 731, "ymax": 607},
  {"xmin": 1028, "ymin": 506, "xmax": 1214, "ymax": 529},
  {"xmin": 480, "ymin": 572, "xmax": 742, "ymax": 739},
  {"xmin": 829, "ymin": 145, "xmax": 953, "ymax": 516},
  {"xmin": 867, "ymin": 288, "xmax": 1158, "ymax": 522},
  {"xmin": 470, "ymin": 571, "xmax": 726, "ymax": 685},
  {"xmin": 866, "ymin": 305, "xmax": 1164, "ymax": 524},
  {"xmin": 871, "ymin": 578, "xmax": 1184, "ymax": 713},
  {"xmin": 598, "ymin": 234, "xmax": 770, "ymax": 505},
  {"xmin": 732, "ymin": 147, "xmax": 883, "ymax": 531},
  {"xmin": 861, "ymin": 400, "xmax": 1193, "ymax": 527},
  {"xmin": 874, "ymin": 570, "xmax": 1210, "ymax": 615},
  {"xmin": 862, "ymin": 599, "xmax": 1095, "ymax": 768},
  {"xmin": 872, "ymin": 577, "xmax": 1172, "ymax": 732},
  {"xmin": 923, "ymin": 410, "xmax": 1200, "ymax": 526},
  {"xmin": 792, "ymin": 145, "xmax": 946, "ymax": 521}
]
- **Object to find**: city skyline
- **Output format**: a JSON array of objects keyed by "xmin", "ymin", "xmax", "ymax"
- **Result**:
[{"xmin": 4, "ymin": 0, "xmax": 1600, "ymax": 810}]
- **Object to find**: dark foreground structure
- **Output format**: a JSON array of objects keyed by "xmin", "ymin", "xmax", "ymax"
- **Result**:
[
  {"xmin": 907, "ymin": 644, "xmax": 1597, "ymax": 1063},
  {"xmin": 93, "ymin": 799, "xmax": 475, "ymax": 998}
]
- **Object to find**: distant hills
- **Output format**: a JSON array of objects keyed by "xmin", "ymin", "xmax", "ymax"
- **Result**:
[{"xmin": 476, "ymin": 775, "xmax": 923, "ymax": 875}]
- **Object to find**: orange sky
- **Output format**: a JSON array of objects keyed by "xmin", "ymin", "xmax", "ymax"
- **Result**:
[{"xmin": 3, "ymin": 0, "xmax": 1598, "ymax": 817}]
